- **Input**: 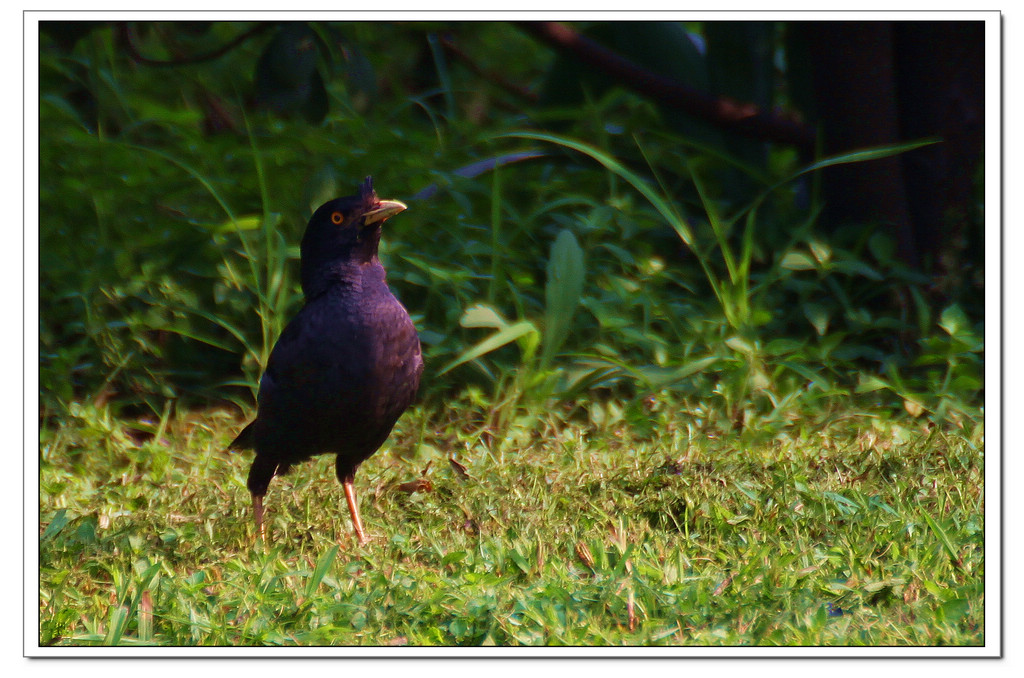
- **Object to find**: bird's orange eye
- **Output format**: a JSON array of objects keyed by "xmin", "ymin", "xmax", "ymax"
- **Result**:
[{"xmin": 331, "ymin": 211, "xmax": 344, "ymax": 225}]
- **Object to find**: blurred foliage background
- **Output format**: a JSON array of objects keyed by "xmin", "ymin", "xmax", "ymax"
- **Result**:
[{"xmin": 37, "ymin": 20, "xmax": 985, "ymax": 434}]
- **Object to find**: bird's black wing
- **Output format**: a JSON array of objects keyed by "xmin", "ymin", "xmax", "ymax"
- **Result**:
[
  {"xmin": 253, "ymin": 298, "xmax": 380, "ymax": 456},
  {"xmin": 229, "ymin": 420, "xmax": 256, "ymax": 450},
  {"xmin": 368, "ymin": 297, "xmax": 424, "ymax": 422}
]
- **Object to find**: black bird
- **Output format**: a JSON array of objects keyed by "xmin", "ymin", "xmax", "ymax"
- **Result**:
[{"xmin": 230, "ymin": 177, "xmax": 423, "ymax": 544}]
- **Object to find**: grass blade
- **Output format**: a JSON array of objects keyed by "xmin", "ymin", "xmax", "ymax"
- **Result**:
[
  {"xmin": 305, "ymin": 544, "xmax": 339, "ymax": 597},
  {"xmin": 499, "ymin": 131, "xmax": 694, "ymax": 246},
  {"xmin": 922, "ymin": 512, "xmax": 960, "ymax": 565}
]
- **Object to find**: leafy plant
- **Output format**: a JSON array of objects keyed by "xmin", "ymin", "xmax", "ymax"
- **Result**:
[{"xmin": 37, "ymin": 20, "xmax": 980, "ymax": 432}]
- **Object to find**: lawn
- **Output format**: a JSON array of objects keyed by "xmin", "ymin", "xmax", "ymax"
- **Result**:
[{"xmin": 38, "ymin": 400, "xmax": 984, "ymax": 647}]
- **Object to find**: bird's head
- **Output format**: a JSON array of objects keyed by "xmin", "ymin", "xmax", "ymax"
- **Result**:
[{"xmin": 300, "ymin": 177, "xmax": 407, "ymax": 296}]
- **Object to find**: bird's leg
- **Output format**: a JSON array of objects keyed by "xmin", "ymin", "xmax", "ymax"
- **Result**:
[
  {"xmin": 342, "ymin": 476, "xmax": 369, "ymax": 545},
  {"xmin": 248, "ymin": 456, "xmax": 276, "ymax": 544},
  {"xmin": 252, "ymin": 494, "xmax": 266, "ymax": 542}
]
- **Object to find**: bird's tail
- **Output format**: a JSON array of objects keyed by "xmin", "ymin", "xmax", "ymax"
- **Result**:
[{"xmin": 228, "ymin": 421, "xmax": 256, "ymax": 451}]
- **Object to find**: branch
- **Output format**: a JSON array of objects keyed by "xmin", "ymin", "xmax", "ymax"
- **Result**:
[
  {"xmin": 119, "ymin": 22, "xmax": 274, "ymax": 67},
  {"xmin": 517, "ymin": 21, "xmax": 813, "ymax": 151},
  {"xmin": 439, "ymin": 34, "xmax": 538, "ymax": 104}
]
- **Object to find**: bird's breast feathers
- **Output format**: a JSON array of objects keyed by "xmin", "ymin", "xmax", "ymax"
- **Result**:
[{"xmin": 262, "ymin": 289, "xmax": 419, "ymax": 398}]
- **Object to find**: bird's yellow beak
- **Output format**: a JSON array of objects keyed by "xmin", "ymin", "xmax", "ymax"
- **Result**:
[{"xmin": 362, "ymin": 199, "xmax": 408, "ymax": 225}]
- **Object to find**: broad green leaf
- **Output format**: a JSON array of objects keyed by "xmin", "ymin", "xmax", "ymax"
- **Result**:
[
  {"xmin": 780, "ymin": 251, "xmax": 817, "ymax": 271},
  {"xmin": 803, "ymin": 302, "xmax": 830, "ymax": 336},
  {"xmin": 460, "ymin": 304, "xmax": 509, "ymax": 330},
  {"xmin": 939, "ymin": 304, "xmax": 969, "ymax": 338},
  {"xmin": 629, "ymin": 356, "xmax": 720, "ymax": 389},
  {"xmin": 809, "ymin": 240, "xmax": 832, "ymax": 265},
  {"xmin": 781, "ymin": 361, "xmax": 825, "ymax": 385},
  {"xmin": 438, "ymin": 321, "xmax": 539, "ymax": 375},
  {"xmin": 856, "ymin": 375, "xmax": 891, "ymax": 393},
  {"xmin": 103, "ymin": 605, "xmax": 129, "ymax": 646},
  {"xmin": 765, "ymin": 338, "xmax": 806, "ymax": 356},
  {"xmin": 41, "ymin": 509, "xmax": 69, "ymax": 541},
  {"xmin": 541, "ymin": 229, "xmax": 585, "ymax": 370},
  {"xmin": 725, "ymin": 336, "xmax": 755, "ymax": 354},
  {"xmin": 940, "ymin": 598, "xmax": 970, "ymax": 623},
  {"xmin": 831, "ymin": 260, "xmax": 884, "ymax": 281}
]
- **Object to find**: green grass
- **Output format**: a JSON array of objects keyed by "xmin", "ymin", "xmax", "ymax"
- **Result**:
[{"xmin": 38, "ymin": 399, "xmax": 984, "ymax": 647}]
